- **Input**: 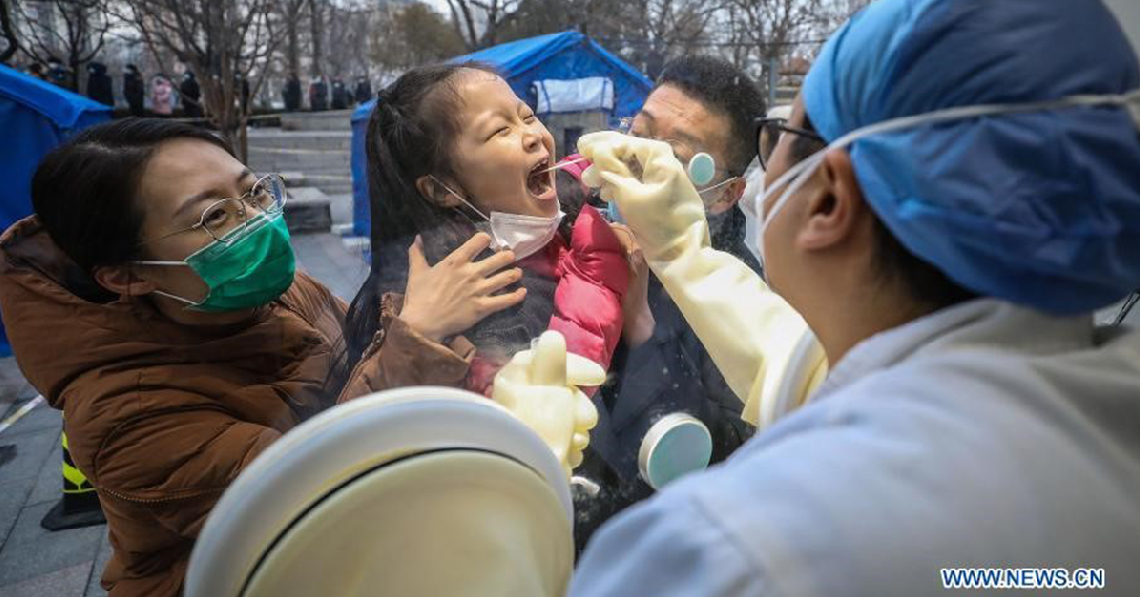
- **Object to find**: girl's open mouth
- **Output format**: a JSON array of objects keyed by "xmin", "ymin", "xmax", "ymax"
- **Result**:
[{"xmin": 526, "ymin": 158, "xmax": 556, "ymax": 200}]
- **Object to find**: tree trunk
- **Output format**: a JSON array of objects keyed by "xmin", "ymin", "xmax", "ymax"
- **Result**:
[
  {"xmin": 0, "ymin": 0, "xmax": 17, "ymax": 63},
  {"xmin": 69, "ymin": 56, "xmax": 82, "ymax": 93},
  {"xmin": 240, "ymin": 119, "xmax": 249, "ymax": 164},
  {"xmin": 308, "ymin": 0, "xmax": 323, "ymax": 78},
  {"xmin": 286, "ymin": 17, "xmax": 300, "ymax": 76},
  {"xmin": 446, "ymin": 0, "xmax": 480, "ymax": 52}
]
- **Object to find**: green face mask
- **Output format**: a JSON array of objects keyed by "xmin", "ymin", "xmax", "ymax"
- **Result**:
[{"xmin": 135, "ymin": 212, "xmax": 296, "ymax": 312}]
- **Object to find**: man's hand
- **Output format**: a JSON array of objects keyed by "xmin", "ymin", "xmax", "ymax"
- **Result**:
[{"xmin": 611, "ymin": 223, "xmax": 655, "ymax": 347}]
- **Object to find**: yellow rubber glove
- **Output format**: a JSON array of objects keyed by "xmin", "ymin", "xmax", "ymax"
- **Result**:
[
  {"xmin": 577, "ymin": 131, "xmax": 828, "ymax": 428},
  {"xmin": 492, "ymin": 331, "xmax": 603, "ymax": 476}
]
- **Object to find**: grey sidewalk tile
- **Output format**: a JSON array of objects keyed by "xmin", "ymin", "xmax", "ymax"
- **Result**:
[
  {"xmin": 0, "ymin": 562, "xmax": 91, "ymax": 597},
  {"xmin": 0, "ymin": 429, "xmax": 58, "ymax": 487},
  {"xmin": 1, "ymin": 404, "xmax": 61, "ymax": 440},
  {"xmin": 27, "ymin": 443, "xmax": 63, "ymax": 508},
  {"xmin": 0, "ymin": 475, "xmax": 35, "ymax": 550},
  {"xmin": 291, "ymin": 233, "xmax": 368, "ymax": 301},
  {"xmin": 0, "ymin": 501, "xmax": 104, "ymax": 587},
  {"xmin": 0, "ymin": 359, "xmax": 33, "ymax": 412},
  {"xmin": 82, "ymin": 533, "xmax": 111, "ymax": 597}
]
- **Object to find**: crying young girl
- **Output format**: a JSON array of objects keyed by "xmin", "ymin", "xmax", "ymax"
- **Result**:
[{"xmin": 334, "ymin": 63, "xmax": 632, "ymax": 406}]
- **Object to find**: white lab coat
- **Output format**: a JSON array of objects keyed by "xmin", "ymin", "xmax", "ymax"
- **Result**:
[{"xmin": 571, "ymin": 299, "xmax": 1140, "ymax": 596}]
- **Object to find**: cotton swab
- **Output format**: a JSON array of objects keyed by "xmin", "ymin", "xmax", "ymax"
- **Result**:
[
  {"xmin": 538, "ymin": 157, "xmax": 590, "ymax": 174},
  {"xmin": 539, "ymin": 153, "xmax": 718, "ymax": 186}
]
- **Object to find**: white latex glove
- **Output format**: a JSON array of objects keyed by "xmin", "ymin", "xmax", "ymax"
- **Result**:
[
  {"xmin": 492, "ymin": 331, "xmax": 603, "ymax": 476},
  {"xmin": 576, "ymin": 131, "xmax": 828, "ymax": 428},
  {"xmin": 578, "ymin": 131, "xmax": 707, "ymax": 262}
]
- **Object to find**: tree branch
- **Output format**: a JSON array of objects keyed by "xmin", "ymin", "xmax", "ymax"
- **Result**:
[{"xmin": 0, "ymin": 0, "xmax": 16, "ymax": 63}]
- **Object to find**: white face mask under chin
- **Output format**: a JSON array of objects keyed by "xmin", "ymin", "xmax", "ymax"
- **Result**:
[{"xmin": 430, "ymin": 175, "xmax": 564, "ymax": 261}]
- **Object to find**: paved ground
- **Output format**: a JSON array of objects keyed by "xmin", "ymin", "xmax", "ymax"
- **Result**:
[{"xmin": 0, "ymin": 226, "xmax": 368, "ymax": 597}]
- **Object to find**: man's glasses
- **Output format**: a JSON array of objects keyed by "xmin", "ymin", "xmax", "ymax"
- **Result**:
[
  {"xmin": 754, "ymin": 117, "xmax": 827, "ymax": 170},
  {"xmin": 617, "ymin": 116, "xmax": 738, "ymax": 182}
]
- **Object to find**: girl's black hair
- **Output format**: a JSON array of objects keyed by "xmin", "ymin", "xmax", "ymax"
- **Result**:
[
  {"xmin": 31, "ymin": 117, "xmax": 233, "ymax": 273},
  {"xmin": 338, "ymin": 62, "xmax": 499, "ymax": 382}
]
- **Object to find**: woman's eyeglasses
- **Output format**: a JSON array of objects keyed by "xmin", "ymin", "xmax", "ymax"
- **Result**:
[{"xmin": 146, "ymin": 174, "xmax": 290, "ymax": 245}]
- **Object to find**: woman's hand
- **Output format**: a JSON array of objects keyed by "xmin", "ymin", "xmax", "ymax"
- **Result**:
[
  {"xmin": 399, "ymin": 233, "xmax": 526, "ymax": 343},
  {"xmin": 610, "ymin": 224, "xmax": 655, "ymax": 347}
]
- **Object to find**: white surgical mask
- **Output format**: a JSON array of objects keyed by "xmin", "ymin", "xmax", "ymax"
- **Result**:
[
  {"xmin": 756, "ymin": 89, "xmax": 1140, "ymax": 275},
  {"xmin": 431, "ymin": 175, "xmax": 564, "ymax": 261},
  {"xmin": 739, "ymin": 157, "xmax": 766, "ymax": 268}
]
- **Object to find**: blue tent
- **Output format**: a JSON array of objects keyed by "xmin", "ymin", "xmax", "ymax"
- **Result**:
[
  {"xmin": 455, "ymin": 30, "xmax": 653, "ymax": 118},
  {"xmin": 350, "ymin": 99, "xmax": 372, "ymax": 238},
  {"xmin": 0, "ymin": 64, "xmax": 112, "ymax": 356},
  {"xmin": 350, "ymin": 30, "xmax": 653, "ymax": 236}
]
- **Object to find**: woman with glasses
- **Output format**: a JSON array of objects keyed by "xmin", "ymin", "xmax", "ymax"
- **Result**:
[
  {"xmin": 754, "ymin": 114, "xmax": 828, "ymax": 172},
  {"xmin": 0, "ymin": 118, "xmax": 348, "ymax": 597}
]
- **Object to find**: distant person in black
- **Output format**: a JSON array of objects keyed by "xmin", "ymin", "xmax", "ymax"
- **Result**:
[
  {"xmin": 86, "ymin": 62, "xmax": 114, "ymax": 106},
  {"xmin": 353, "ymin": 76, "xmax": 372, "ymax": 104},
  {"xmin": 283, "ymin": 73, "xmax": 302, "ymax": 112},
  {"xmin": 180, "ymin": 71, "xmax": 202, "ymax": 118},
  {"xmin": 331, "ymin": 77, "xmax": 349, "ymax": 109},
  {"xmin": 124, "ymin": 65, "xmax": 145, "ymax": 116},
  {"xmin": 308, "ymin": 76, "xmax": 328, "ymax": 111}
]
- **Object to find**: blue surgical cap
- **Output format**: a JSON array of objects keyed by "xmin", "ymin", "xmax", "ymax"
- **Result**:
[{"xmin": 803, "ymin": 0, "xmax": 1140, "ymax": 314}]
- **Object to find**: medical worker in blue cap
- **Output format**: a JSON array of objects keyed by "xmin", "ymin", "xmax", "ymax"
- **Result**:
[{"xmin": 565, "ymin": 0, "xmax": 1140, "ymax": 594}]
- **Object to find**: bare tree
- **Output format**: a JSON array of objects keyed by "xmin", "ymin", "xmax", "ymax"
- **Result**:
[
  {"xmin": 1, "ymin": 0, "xmax": 18, "ymax": 63},
  {"xmin": 15, "ymin": 0, "xmax": 112, "ymax": 90},
  {"xmin": 491, "ymin": 0, "xmax": 717, "ymax": 79},
  {"xmin": 308, "ymin": 0, "xmax": 323, "ymax": 77},
  {"xmin": 730, "ymin": 0, "xmax": 828, "ymax": 96},
  {"xmin": 324, "ymin": 0, "xmax": 372, "ymax": 78},
  {"xmin": 117, "ymin": 0, "xmax": 282, "ymax": 159},
  {"xmin": 444, "ymin": 0, "xmax": 524, "ymax": 50},
  {"xmin": 638, "ymin": 0, "xmax": 723, "ymax": 76},
  {"xmin": 371, "ymin": 1, "xmax": 464, "ymax": 75},
  {"xmin": 822, "ymin": 0, "xmax": 872, "ymax": 44},
  {"xmin": 734, "ymin": 0, "xmax": 823, "ymax": 59},
  {"xmin": 457, "ymin": 0, "xmax": 857, "ymax": 86},
  {"xmin": 496, "ymin": 0, "xmax": 636, "ymax": 45},
  {"xmin": 277, "ymin": 0, "xmax": 307, "ymax": 76},
  {"xmin": 720, "ymin": 7, "xmax": 754, "ymax": 71}
]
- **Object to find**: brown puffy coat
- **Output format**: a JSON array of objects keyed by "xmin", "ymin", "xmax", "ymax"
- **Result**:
[{"xmin": 0, "ymin": 216, "xmax": 349, "ymax": 596}]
